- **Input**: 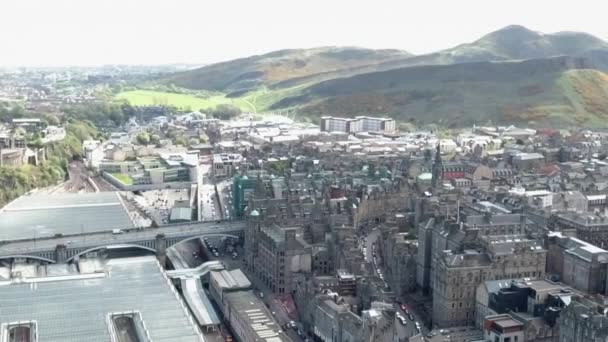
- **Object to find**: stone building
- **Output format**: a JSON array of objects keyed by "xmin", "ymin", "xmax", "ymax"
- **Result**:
[
  {"xmin": 559, "ymin": 297, "xmax": 608, "ymax": 342},
  {"xmin": 418, "ymin": 212, "xmax": 539, "ymax": 294},
  {"xmin": 312, "ymin": 296, "xmax": 396, "ymax": 342},
  {"xmin": 482, "ymin": 314, "xmax": 525, "ymax": 342},
  {"xmin": 433, "ymin": 250, "xmax": 494, "ymax": 327},
  {"xmin": 432, "ymin": 235, "xmax": 547, "ymax": 328},
  {"xmin": 554, "ymin": 212, "xmax": 608, "ymax": 248},
  {"xmin": 380, "ymin": 230, "xmax": 418, "ymax": 297},
  {"xmin": 419, "ymin": 211, "xmax": 547, "ymax": 328},
  {"xmin": 545, "ymin": 232, "xmax": 608, "ymax": 295},
  {"xmin": 245, "ymin": 212, "xmax": 312, "ymax": 294}
]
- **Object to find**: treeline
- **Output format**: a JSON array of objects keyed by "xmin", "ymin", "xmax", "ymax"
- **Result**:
[
  {"xmin": 61, "ymin": 101, "xmax": 136, "ymax": 127},
  {"xmin": 0, "ymin": 120, "xmax": 98, "ymax": 207}
]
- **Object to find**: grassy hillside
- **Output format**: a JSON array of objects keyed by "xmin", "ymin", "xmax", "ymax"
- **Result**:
[
  {"xmin": 150, "ymin": 26, "xmax": 608, "ymax": 127},
  {"xmin": 271, "ymin": 56, "xmax": 608, "ymax": 127},
  {"xmin": 165, "ymin": 47, "xmax": 411, "ymax": 92},
  {"xmin": 116, "ymin": 90, "xmax": 256, "ymax": 112}
]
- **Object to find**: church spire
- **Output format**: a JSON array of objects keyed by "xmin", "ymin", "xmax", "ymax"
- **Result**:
[{"xmin": 431, "ymin": 144, "xmax": 443, "ymax": 188}]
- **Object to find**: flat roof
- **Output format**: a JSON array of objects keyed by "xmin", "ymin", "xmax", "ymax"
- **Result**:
[
  {"xmin": 181, "ymin": 277, "xmax": 221, "ymax": 326},
  {"xmin": 0, "ymin": 256, "xmax": 204, "ymax": 342},
  {"xmin": 0, "ymin": 192, "xmax": 135, "ymax": 240},
  {"xmin": 170, "ymin": 207, "xmax": 193, "ymax": 222},
  {"xmin": 210, "ymin": 269, "xmax": 251, "ymax": 290},
  {"xmin": 224, "ymin": 290, "xmax": 290, "ymax": 342},
  {"xmin": 492, "ymin": 317, "xmax": 524, "ymax": 329}
]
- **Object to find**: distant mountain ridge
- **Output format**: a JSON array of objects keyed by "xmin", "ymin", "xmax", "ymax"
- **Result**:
[
  {"xmin": 165, "ymin": 47, "xmax": 412, "ymax": 92},
  {"xmin": 158, "ymin": 25, "xmax": 608, "ymax": 127},
  {"xmin": 274, "ymin": 54, "xmax": 608, "ymax": 126}
]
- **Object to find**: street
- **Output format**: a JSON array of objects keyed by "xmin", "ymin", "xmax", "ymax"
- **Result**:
[
  {"xmin": 199, "ymin": 163, "xmax": 224, "ymax": 222},
  {"xmin": 362, "ymin": 227, "xmax": 428, "ymax": 340}
]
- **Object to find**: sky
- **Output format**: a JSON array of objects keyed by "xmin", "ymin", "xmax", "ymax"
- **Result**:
[{"xmin": 1, "ymin": 0, "xmax": 607, "ymax": 66}]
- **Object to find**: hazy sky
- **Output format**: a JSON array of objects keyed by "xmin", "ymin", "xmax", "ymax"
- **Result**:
[{"xmin": 1, "ymin": 0, "xmax": 607, "ymax": 66}]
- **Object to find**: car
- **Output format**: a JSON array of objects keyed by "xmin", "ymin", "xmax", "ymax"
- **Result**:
[
  {"xmin": 400, "ymin": 304, "xmax": 407, "ymax": 311},
  {"xmin": 427, "ymin": 332, "xmax": 438, "ymax": 337},
  {"xmin": 415, "ymin": 322, "xmax": 421, "ymax": 332},
  {"xmin": 408, "ymin": 313, "xmax": 414, "ymax": 321},
  {"xmin": 259, "ymin": 292, "xmax": 265, "ymax": 298},
  {"xmin": 289, "ymin": 321, "xmax": 296, "ymax": 328}
]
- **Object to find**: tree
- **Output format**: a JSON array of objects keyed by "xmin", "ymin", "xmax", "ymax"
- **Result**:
[
  {"xmin": 211, "ymin": 104, "xmax": 241, "ymax": 120},
  {"xmin": 136, "ymin": 131, "xmax": 150, "ymax": 145},
  {"xmin": 174, "ymin": 136, "xmax": 188, "ymax": 146},
  {"xmin": 398, "ymin": 122, "xmax": 415, "ymax": 132},
  {"xmin": 150, "ymin": 134, "xmax": 161, "ymax": 146},
  {"xmin": 44, "ymin": 114, "xmax": 60, "ymax": 126}
]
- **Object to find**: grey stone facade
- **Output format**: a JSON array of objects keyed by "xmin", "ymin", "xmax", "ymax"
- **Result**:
[
  {"xmin": 546, "ymin": 232, "xmax": 608, "ymax": 295},
  {"xmin": 559, "ymin": 297, "xmax": 608, "ymax": 342}
]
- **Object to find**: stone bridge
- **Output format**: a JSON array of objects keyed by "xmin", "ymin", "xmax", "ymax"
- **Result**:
[{"xmin": 0, "ymin": 220, "xmax": 246, "ymax": 264}]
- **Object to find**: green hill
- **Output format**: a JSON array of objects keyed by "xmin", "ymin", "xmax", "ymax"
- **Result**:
[
  {"xmin": 156, "ymin": 25, "xmax": 608, "ymax": 126},
  {"xmin": 272, "ymin": 55, "xmax": 608, "ymax": 127},
  {"xmin": 165, "ymin": 47, "xmax": 411, "ymax": 92},
  {"xmin": 407, "ymin": 25, "xmax": 608, "ymax": 66}
]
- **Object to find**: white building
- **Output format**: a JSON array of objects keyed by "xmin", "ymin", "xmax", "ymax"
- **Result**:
[
  {"xmin": 83, "ymin": 140, "xmax": 103, "ymax": 169},
  {"xmin": 508, "ymin": 188, "xmax": 553, "ymax": 208},
  {"xmin": 320, "ymin": 116, "xmax": 396, "ymax": 134}
]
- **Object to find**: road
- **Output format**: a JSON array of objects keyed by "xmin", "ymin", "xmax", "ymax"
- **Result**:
[
  {"xmin": 363, "ymin": 227, "xmax": 428, "ymax": 340},
  {"xmin": 199, "ymin": 163, "xmax": 222, "ymax": 222},
  {"xmin": 216, "ymin": 180, "xmax": 234, "ymax": 221},
  {"xmin": 200, "ymin": 184, "xmax": 219, "ymax": 221}
]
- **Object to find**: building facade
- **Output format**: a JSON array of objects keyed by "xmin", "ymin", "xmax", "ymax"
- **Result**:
[{"xmin": 320, "ymin": 116, "xmax": 396, "ymax": 134}]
